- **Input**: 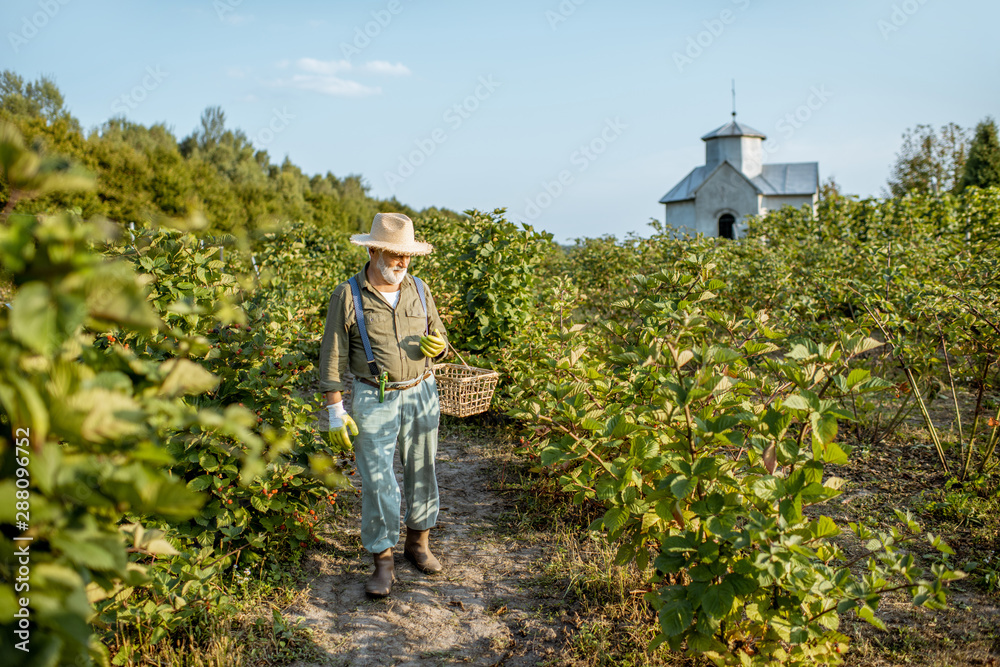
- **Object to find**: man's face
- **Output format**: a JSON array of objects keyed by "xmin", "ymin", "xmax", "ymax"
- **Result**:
[{"xmin": 372, "ymin": 249, "xmax": 411, "ymax": 285}]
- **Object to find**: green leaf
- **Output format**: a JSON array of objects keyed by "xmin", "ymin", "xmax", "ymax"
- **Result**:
[
  {"xmin": 691, "ymin": 457, "xmax": 718, "ymax": 478},
  {"xmin": 813, "ymin": 439, "xmax": 849, "ymax": 465},
  {"xmin": 844, "ymin": 368, "xmax": 871, "ymax": 390},
  {"xmin": 658, "ymin": 599, "xmax": 694, "ymax": 636},
  {"xmin": 187, "ymin": 475, "xmax": 213, "ymax": 492},
  {"xmin": 779, "ymin": 495, "xmax": 803, "ymax": 524},
  {"xmin": 199, "ymin": 451, "xmax": 219, "ymax": 471},
  {"xmin": 85, "ymin": 261, "xmax": 162, "ymax": 329},
  {"xmin": 50, "ymin": 534, "xmax": 126, "ymax": 572},
  {"xmin": 724, "ymin": 573, "xmax": 757, "ymax": 596},
  {"xmin": 10, "ymin": 282, "xmax": 58, "ymax": 353},
  {"xmin": 609, "ymin": 416, "xmax": 642, "ymax": 438},
  {"xmin": 811, "ymin": 414, "xmax": 838, "ymax": 445},
  {"xmin": 700, "ymin": 580, "xmax": 736, "ymax": 617},
  {"xmin": 145, "ymin": 479, "xmax": 206, "ymax": 519},
  {"xmin": 603, "ymin": 507, "xmax": 628, "ymax": 534},
  {"xmin": 158, "ymin": 358, "xmax": 219, "ymax": 397},
  {"xmin": 670, "ymin": 475, "xmax": 696, "ymax": 500},
  {"xmin": 68, "ymin": 389, "xmax": 144, "ymax": 443},
  {"xmin": 144, "ymin": 537, "xmax": 179, "ymax": 556},
  {"xmin": 753, "ymin": 475, "xmax": 784, "ymax": 501},
  {"xmin": 930, "ymin": 534, "xmax": 955, "ymax": 555},
  {"xmin": 689, "ymin": 493, "xmax": 724, "ymax": 518},
  {"xmin": 858, "ymin": 605, "xmax": 886, "ymax": 631},
  {"xmin": 783, "ymin": 394, "xmax": 811, "ymax": 411},
  {"xmin": 811, "ymin": 516, "xmax": 840, "ymax": 539}
]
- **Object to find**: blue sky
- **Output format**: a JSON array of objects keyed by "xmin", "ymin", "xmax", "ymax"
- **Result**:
[{"xmin": 3, "ymin": 0, "xmax": 998, "ymax": 242}]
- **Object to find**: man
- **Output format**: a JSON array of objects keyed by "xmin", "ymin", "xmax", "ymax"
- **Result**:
[{"xmin": 318, "ymin": 212, "xmax": 449, "ymax": 598}]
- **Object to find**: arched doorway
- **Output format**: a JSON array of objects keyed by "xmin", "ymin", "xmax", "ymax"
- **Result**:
[{"xmin": 718, "ymin": 213, "xmax": 736, "ymax": 239}]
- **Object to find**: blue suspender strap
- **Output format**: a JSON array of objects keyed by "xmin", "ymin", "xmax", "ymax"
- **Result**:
[
  {"xmin": 412, "ymin": 275, "xmax": 429, "ymax": 334},
  {"xmin": 413, "ymin": 275, "xmax": 432, "ymax": 370},
  {"xmin": 347, "ymin": 276, "xmax": 380, "ymax": 377}
]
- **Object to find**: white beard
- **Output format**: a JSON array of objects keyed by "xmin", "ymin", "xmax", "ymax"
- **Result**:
[{"xmin": 376, "ymin": 253, "xmax": 407, "ymax": 285}]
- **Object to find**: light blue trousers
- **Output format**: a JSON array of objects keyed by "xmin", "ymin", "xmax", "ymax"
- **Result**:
[{"xmin": 352, "ymin": 375, "xmax": 440, "ymax": 554}]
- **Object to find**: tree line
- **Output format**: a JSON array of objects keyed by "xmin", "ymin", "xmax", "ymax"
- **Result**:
[{"xmin": 0, "ymin": 70, "xmax": 457, "ymax": 236}]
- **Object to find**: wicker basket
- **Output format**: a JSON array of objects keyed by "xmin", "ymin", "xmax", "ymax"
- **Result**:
[{"xmin": 432, "ymin": 360, "xmax": 500, "ymax": 417}]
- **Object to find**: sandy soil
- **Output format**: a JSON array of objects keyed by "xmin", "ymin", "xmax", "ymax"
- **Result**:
[{"xmin": 286, "ymin": 428, "xmax": 570, "ymax": 667}]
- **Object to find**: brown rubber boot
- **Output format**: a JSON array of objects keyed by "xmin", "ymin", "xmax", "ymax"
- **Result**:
[
  {"xmin": 403, "ymin": 527, "xmax": 443, "ymax": 574},
  {"xmin": 365, "ymin": 548, "xmax": 394, "ymax": 598}
]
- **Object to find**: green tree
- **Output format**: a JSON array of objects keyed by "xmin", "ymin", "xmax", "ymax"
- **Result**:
[
  {"xmin": 960, "ymin": 117, "xmax": 1000, "ymax": 190},
  {"xmin": 885, "ymin": 122, "xmax": 968, "ymax": 197},
  {"xmin": 0, "ymin": 70, "xmax": 80, "ymax": 133}
]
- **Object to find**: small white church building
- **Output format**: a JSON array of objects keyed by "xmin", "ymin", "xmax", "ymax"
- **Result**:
[{"xmin": 659, "ymin": 118, "xmax": 819, "ymax": 239}]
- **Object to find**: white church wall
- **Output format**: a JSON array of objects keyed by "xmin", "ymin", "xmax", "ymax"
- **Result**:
[
  {"xmin": 740, "ymin": 136, "xmax": 762, "ymax": 178},
  {"xmin": 694, "ymin": 166, "xmax": 759, "ymax": 236},
  {"xmin": 664, "ymin": 200, "xmax": 697, "ymax": 235}
]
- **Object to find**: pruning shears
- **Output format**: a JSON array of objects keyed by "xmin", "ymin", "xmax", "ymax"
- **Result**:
[{"xmin": 378, "ymin": 370, "xmax": 388, "ymax": 403}]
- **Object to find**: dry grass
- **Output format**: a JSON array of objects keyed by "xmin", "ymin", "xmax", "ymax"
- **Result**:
[{"xmin": 111, "ymin": 610, "xmax": 321, "ymax": 667}]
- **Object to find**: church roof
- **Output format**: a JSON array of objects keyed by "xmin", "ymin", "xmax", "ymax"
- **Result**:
[
  {"xmin": 659, "ymin": 165, "xmax": 710, "ymax": 203},
  {"xmin": 701, "ymin": 120, "xmax": 767, "ymax": 141},
  {"xmin": 659, "ymin": 161, "xmax": 818, "ymax": 204},
  {"xmin": 751, "ymin": 162, "xmax": 820, "ymax": 196}
]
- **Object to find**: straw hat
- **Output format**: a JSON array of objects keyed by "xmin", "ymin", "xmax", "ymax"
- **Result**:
[{"xmin": 350, "ymin": 213, "xmax": 434, "ymax": 256}]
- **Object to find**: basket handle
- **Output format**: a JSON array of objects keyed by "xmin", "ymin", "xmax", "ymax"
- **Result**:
[{"xmin": 443, "ymin": 337, "xmax": 472, "ymax": 368}]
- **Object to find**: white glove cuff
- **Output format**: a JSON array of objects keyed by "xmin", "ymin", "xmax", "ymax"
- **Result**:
[{"xmin": 326, "ymin": 400, "xmax": 347, "ymax": 418}]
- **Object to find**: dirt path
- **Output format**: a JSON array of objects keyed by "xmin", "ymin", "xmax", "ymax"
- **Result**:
[{"xmin": 286, "ymin": 428, "xmax": 569, "ymax": 667}]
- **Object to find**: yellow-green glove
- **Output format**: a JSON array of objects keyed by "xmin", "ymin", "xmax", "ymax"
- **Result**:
[
  {"xmin": 326, "ymin": 402, "xmax": 358, "ymax": 449},
  {"xmin": 419, "ymin": 329, "xmax": 446, "ymax": 358}
]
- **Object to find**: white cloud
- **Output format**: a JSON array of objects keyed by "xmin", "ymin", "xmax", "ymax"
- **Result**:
[
  {"xmin": 269, "ymin": 58, "xmax": 411, "ymax": 97},
  {"xmin": 226, "ymin": 66, "xmax": 251, "ymax": 79},
  {"xmin": 297, "ymin": 57, "xmax": 352, "ymax": 76},
  {"xmin": 360, "ymin": 60, "xmax": 411, "ymax": 76},
  {"xmin": 283, "ymin": 74, "xmax": 381, "ymax": 97}
]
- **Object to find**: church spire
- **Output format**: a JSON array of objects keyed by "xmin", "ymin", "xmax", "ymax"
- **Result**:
[{"xmin": 731, "ymin": 79, "xmax": 737, "ymax": 120}]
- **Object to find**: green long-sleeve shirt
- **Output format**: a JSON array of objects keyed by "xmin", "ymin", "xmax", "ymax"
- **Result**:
[{"xmin": 318, "ymin": 263, "xmax": 449, "ymax": 394}]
